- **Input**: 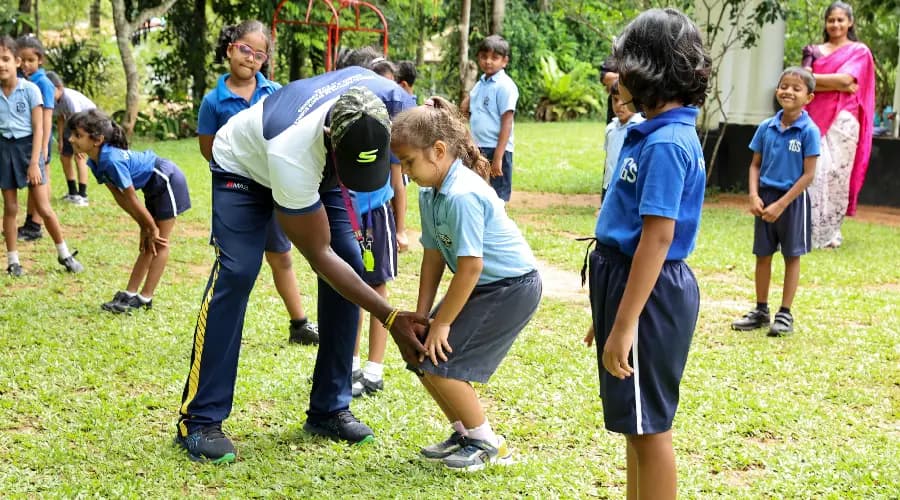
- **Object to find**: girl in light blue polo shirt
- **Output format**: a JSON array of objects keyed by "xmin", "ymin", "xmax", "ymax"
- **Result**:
[
  {"xmin": 196, "ymin": 20, "xmax": 318, "ymax": 346},
  {"xmin": 391, "ymin": 96, "xmax": 542, "ymax": 471},
  {"xmin": 0, "ymin": 35, "xmax": 83, "ymax": 277}
]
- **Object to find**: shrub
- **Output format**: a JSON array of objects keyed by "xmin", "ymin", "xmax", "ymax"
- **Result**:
[{"xmin": 534, "ymin": 55, "xmax": 602, "ymax": 121}]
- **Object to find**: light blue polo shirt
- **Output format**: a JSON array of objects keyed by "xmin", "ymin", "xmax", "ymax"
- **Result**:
[
  {"xmin": 469, "ymin": 69, "xmax": 518, "ymax": 152},
  {"xmin": 750, "ymin": 110, "xmax": 820, "ymax": 191},
  {"xmin": 595, "ymin": 106, "xmax": 706, "ymax": 260},
  {"xmin": 419, "ymin": 158, "xmax": 536, "ymax": 285},
  {"xmin": 87, "ymin": 144, "xmax": 158, "ymax": 190},
  {"xmin": 0, "ymin": 78, "xmax": 42, "ymax": 139},
  {"xmin": 197, "ymin": 72, "xmax": 280, "ymax": 135},
  {"xmin": 28, "ymin": 68, "xmax": 55, "ymax": 110}
]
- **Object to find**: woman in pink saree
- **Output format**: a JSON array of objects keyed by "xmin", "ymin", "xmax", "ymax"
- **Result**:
[{"xmin": 802, "ymin": 1, "xmax": 875, "ymax": 249}]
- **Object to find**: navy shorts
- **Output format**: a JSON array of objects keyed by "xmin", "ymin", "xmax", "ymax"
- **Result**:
[
  {"xmin": 415, "ymin": 270, "xmax": 542, "ymax": 383},
  {"xmin": 479, "ymin": 146, "xmax": 513, "ymax": 202},
  {"xmin": 359, "ymin": 202, "xmax": 398, "ymax": 286},
  {"xmin": 142, "ymin": 158, "xmax": 191, "ymax": 220},
  {"xmin": 264, "ymin": 215, "xmax": 291, "ymax": 253},
  {"xmin": 588, "ymin": 244, "xmax": 699, "ymax": 435},
  {"xmin": 0, "ymin": 135, "xmax": 46, "ymax": 190},
  {"xmin": 753, "ymin": 187, "xmax": 811, "ymax": 257}
]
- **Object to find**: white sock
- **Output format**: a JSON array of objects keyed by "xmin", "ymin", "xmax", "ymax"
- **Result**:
[
  {"xmin": 352, "ymin": 356, "xmax": 361, "ymax": 372},
  {"xmin": 7, "ymin": 251, "xmax": 19, "ymax": 266},
  {"xmin": 124, "ymin": 290, "xmax": 137, "ymax": 297},
  {"xmin": 466, "ymin": 419, "xmax": 498, "ymax": 447},
  {"xmin": 56, "ymin": 242, "xmax": 71, "ymax": 259},
  {"xmin": 363, "ymin": 361, "xmax": 383, "ymax": 381},
  {"xmin": 137, "ymin": 294, "xmax": 152, "ymax": 303},
  {"xmin": 452, "ymin": 420, "xmax": 468, "ymax": 437}
]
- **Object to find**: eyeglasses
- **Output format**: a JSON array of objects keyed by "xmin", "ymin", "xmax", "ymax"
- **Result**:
[{"xmin": 231, "ymin": 42, "xmax": 268, "ymax": 64}]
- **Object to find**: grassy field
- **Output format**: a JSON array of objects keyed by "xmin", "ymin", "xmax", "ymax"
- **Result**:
[{"xmin": 0, "ymin": 122, "xmax": 897, "ymax": 497}]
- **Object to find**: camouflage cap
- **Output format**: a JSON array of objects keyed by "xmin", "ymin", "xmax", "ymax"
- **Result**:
[{"xmin": 331, "ymin": 86, "xmax": 391, "ymax": 148}]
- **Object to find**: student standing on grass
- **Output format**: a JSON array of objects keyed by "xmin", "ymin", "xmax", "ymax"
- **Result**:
[
  {"xmin": 461, "ymin": 35, "xmax": 518, "ymax": 203},
  {"xmin": 67, "ymin": 109, "xmax": 190, "ymax": 313},
  {"xmin": 392, "ymin": 96, "xmax": 542, "ymax": 471},
  {"xmin": 732, "ymin": 68, "xmax": 820, "ymax": 337},
  {"xmin": 176, "ymin": 69, "xmax": 428, "ymax": 464},
  {"xmin": 602, "ymin": 81, "xmax": 645, "ymax": 203},
  {"xmin": 0, "ymin": 36, "xmax": 83, "ymax": 277},
  {"xmin": 582, "ymin": 9, "xmax": 709, "ymax": 499},
  {"xmin": 46, "ymin": 71, "xmax": 96, "ymax": 207},
  {"xmin": 197, "ymin": 20, "xmax": 318, "ymax": 345},
  {"xmin": 15, "ymin": 35, "xmax": 55, "ymax": 242},
  {"xmin": 392, "ymin": 59, "xmax": 418, "ymax": 253}
]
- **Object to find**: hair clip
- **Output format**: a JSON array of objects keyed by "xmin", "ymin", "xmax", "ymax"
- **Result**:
[
  {"xmin": 370, "ymin": 56, "xmax": 385, "ymax": 64},
  {"xmin": 424, "ymin": 98, "xmax": 435, "ymax": 107}
]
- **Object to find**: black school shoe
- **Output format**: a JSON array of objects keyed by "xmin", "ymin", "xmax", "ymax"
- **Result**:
[
  {"xmin": 174, "ymin": 423, "xmax": 236, "ymax": 464},
  {"xmin": 731, "ymin": 308, "xmax": 770, "ymax": 331},
  {"xmin": 303, "ymin": 410, "xmax": 374, "ymax": 444},
  {"xmin": 767, "ymin": 311, "xmax": 794, "ymax": 337},
  {"xmin": 288, "ymin": 320, "xmax": 320, "ymax": 345}
]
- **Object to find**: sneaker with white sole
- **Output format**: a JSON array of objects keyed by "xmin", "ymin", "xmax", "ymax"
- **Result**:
[
  {"xmin": 58, "ymin": 251, "xmax": 84, "ymax": 273},
  {"xmin": 442, "ymin": 437, "xmax": 513, "ymax": 471},
  {"xmin": 420, "ymin": 431, "xmax": 465, "ymax": 461},
  {"xmin": 351, "ymin": 376, "xmax": 383, "ymax": 397}
]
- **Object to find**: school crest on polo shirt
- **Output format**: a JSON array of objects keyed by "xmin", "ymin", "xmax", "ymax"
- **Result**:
[
  {"xmin": 16, "ymin": 102, "xmax": 26, "ymax": 113},
  {"xmin": 437, "ymin": 232, "xmax": 452, "ymax": 247}
]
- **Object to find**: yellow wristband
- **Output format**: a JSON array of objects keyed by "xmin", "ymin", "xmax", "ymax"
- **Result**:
[{"xmin": 383, "ymin": 309, "xmax": 399, "ymax": 330}]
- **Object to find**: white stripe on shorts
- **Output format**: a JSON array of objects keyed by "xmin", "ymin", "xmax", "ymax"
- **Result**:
[
  {"xmin": 380, "ymin": 204, "xmax": 397, "ymax": 277},
  {"xmin": 632, "ymin": 323, "xmax": 643, "ymax": 434},
  {"xmin": 153, "ymin": 167, "xmax": 178, "ymax": 216}
]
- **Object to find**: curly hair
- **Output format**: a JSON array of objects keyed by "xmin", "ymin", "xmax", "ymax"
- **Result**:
[
  {"xmin": 66, "ymin": 109, "xmax": 129, "ymax": 150},
  {"xmin": 612, "ymin": 8, "xmax": 711, "ymax": 111},
  {"xmin": 391, "ymin": 96, "xmax": 490, "ymax": 181},
  {"xmin": 214, "ymin": 20, "xmax": 272, "ymax": 76}
]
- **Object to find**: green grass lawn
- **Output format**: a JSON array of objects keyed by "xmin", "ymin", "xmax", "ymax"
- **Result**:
[{"xmin": 0, "ymin": 123, "xmax": 897, "ymax": 497}]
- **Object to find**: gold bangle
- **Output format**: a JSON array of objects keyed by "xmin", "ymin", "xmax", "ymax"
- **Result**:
[{"xmin": 383, "ymin": 308, "xmax": 399, "ymax": 330}]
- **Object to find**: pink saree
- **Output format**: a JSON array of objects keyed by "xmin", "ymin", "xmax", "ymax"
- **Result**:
[{"xmin": 805, "ymin": 42, "xmax": 876, "ymax": 216}]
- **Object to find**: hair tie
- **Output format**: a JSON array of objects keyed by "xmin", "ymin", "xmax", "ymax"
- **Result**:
[
  {"xmin": 424, "ymin": 98, "xmax": 435, "ymax": 107},
  {"xmin": 371, "ymin": 56, "xmax": 385, "ymax": 64}
]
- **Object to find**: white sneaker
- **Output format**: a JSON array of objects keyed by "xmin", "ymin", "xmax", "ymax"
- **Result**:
[{"xmin": 72, "ymin": 195, "xmax": 89, "ymax": 207}]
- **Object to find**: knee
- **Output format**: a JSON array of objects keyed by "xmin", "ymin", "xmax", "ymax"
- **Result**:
[
  {"xmin": 265, "ymin": 250, "xmax": 293, "ymax": 271},
  {"xmin": 3, "ymin": 200, "xmax": 17, "ymax": 217}
]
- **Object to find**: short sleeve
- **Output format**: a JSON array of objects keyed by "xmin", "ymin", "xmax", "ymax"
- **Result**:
[
  {"xmin": 801, "ymin": 45, "xmax": 817, "ymax": 69},
  {"xmin": 197, "ymin": 96, "xmax": 219, "ymax": 135},
  {"xmin": 103, "ymin": 156, "xmax": 134, "ymax": 190},
  {"xmin": 37, "ymin": 80, "xmax": 55, "ymax": 110},
  {"xmin": 638, "ymin": 143, "xmax": 689, "ymax": 219},
  {"xmin": 418, "ymin": 191, "xmax": 439, "ymax": 250},
  {"xmin": 447, "ymin": 193, "xmax": 486, "ymax": 258},
  {"xmin": 748, "ymin": 122, "xmax": 767, "ymax": 153},
  {"xmin": 26, "ymin": 85, "xmax": 42, "ymax": 110},
  {"xmin": 802, "ymin": 125, "xmax": 821, "ymax": 158},
  {"xmin": 496, "ymin": 82, "xmax": 518, "ymax": 114}
]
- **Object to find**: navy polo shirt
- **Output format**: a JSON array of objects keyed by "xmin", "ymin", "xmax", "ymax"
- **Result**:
[
  {"xmin": 197, "ymin": 72, "xmax": 280, "ymax": 135},
  {"xmin": 749, "ymin": 110, "xmax": 820, "ymax": 191},
  {"xmin": 595, "ymin": 106, "xmax": 706, "ymax": 260},
  {"xmin": 87, "ymin": 144, "xmax": 158, "ymax": 190}
]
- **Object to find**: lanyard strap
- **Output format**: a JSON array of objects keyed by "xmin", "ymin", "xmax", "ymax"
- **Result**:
[{"xmin": 333, "ymin": 152, "xmax": 365, "ymax": 245}]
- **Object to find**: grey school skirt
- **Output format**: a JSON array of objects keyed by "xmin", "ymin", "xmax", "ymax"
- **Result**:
[{"xmin": 415, "ymin": 269, "xmax": 542, "ymax": 383}]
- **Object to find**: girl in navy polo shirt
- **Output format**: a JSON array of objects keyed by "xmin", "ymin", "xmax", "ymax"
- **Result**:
[
  {"xmin": 391, "ymin": 96, "xmax": 542, "ymax": 471},
  {"xmin": 67, "ymin": 109, "xmax": 190, "ymax": 313},
  {"xmin": 583, "ymin": 9, "xmax": 710, "ymax": 498},
  {"xmin": 197, "ymin": 20, "xmax": 318, "ymax": 345}
]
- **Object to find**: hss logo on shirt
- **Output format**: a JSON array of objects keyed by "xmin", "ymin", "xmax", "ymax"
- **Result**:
[{"xmin": 619, "ymin": 157, "xmax": 638, "ymax": 183}]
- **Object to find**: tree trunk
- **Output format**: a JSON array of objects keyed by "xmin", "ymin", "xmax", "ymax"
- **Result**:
[
  {"xmin": 18, "ymin": 0, "xmax": 32, "ymax": 35},
  {"xmin": 90, "ymin": 0, "xmax": 101, "ymax": 30},
  {"xmin": 491, "ymin": 0, "xmax": 505, "ymax": 35},
  {"xmin": 110, "ymin": 0, "xmax": 179, "ymax": 136},
  {"xmin": 459, "ymin": 0, "xmax": 471, "ymax": 105},
  {"xmin": 189, "ymin": 0, "xmax": 208, "ymax": 109}
]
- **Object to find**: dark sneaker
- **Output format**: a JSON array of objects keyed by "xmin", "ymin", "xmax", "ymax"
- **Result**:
[
  {"xmin": 58, "ymin": 251, "xmax": 84, "ymax": 273},
  {"xmin": 352, "ymin": 369, "xmax": 363, "ymax": 384},
  {"xmin": 420, "ymin": 431, "xmax": 466, "ymax": 461},
  {"xmin": 101, "ymin": 291, "xmax": 131, "ymax": 313},
  {"xmin": 112, "ymin": 294, "xmax": 152, "ymax": 313},
  {"xmin": 17, "ymin": 223, "xmax": 42, "ymax": 242},
  {"xmin": 289, "ymin": 320, "xmax": 319, "ymax": 345},
  {"xmin": 442, "ymin": 437, "xmax": 513, "ymax": 472},
  {"xmin": 303, "ymin": 410, "xmax": 374, "ymax": 444},
  {"xmin": 175, "ymin": 423, "xmax": 236, "ymax": 464},
  {"xmin": 7, "ymin": 263, "xmax": 23, "ymax": 277},
  {"xmin": 351, "ymin": 376, "xmax": 384, "ymax": 397},
  {"xmin": 767, "ymin": 311, "xmax": 794, "ymax": 337},
  {"xmin": 731, "ymin": 308, "xmax": 770, "ymax": 331}
]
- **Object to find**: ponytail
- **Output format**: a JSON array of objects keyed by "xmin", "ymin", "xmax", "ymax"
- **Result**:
[
  {"xmin": 393, "ymin": 96, "xmax": 491, "ymax": 181},
  {"xmin": 66, "ymin": 109, "xmax": 129, "ymax": 150}
]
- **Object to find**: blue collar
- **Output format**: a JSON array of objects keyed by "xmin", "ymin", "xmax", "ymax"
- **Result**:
[
  {"xmin": 437, "ymin": 158, "xmax": 465, "ymax": 196},
  {"xmin": 28, "ymin": 67, "xmax": 46, "ymax": 82},
  {"xmin": 628, "ymin": 106, "xmax": 699, "ymax": 138},
  {"xmin": 214, "ymin": 72, "xmax": 276, "ymax": 101},
  {"xmin": 768, "ymin": 109, "xmax": 810, "ymax": 131}
]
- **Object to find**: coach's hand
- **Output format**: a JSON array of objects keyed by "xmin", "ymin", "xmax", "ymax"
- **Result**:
[{"xmin": 389, "ymin": 312, "xmax": 429, "ymax": 365}]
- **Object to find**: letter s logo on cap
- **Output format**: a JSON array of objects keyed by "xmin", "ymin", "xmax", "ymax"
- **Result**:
[{"xmin": 358, "ymin": 149, "xmax": 378, "ymax": 163}]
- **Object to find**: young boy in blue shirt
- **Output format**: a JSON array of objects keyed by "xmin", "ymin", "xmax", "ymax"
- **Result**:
[
  {"xmin": 583, "ymin": 9, "xmax": 710, "ymax": 498},
  {"xmin": 461, "ymin": 35, "xmax": 518, "ymax": 202},
  {"xmin": 732, "ymin": 67, "xmax": 820, "ymax": 337}
]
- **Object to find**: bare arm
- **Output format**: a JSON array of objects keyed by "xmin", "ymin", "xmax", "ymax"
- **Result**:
[
  {"xmin": 748, "ymin": 152, "xmax": 764, "ymax": 216},
  {"xmin": 276, "ymin": 208, "xmax": 428, "ymax": 362},
  {"xmin": 416, "ymin": 248, "xmax": 445, "ymax": 316},
  {"xmin": 41, "ymin": 107, "xmax": 52, "ymax": 161},
  {"xmin": 26, "ymin": 106, "xmax": 43, "ymax": 185},
  {"xmin": 813, "ymin": 73, "xmax": 857, "ymax": 92},
  {"xmin": 106, "ymin": 184, "xmax": 165, "ymax": 255},
  {"xmin": 460, "ymin": 94, "xmax": 471, "ymax": 118},
  {"xmin": 491, "ymin": 110, "xmax": 514, "ymax": 177},
  {"xmin": 56, "ymin": 116, "xmax": 65, "ymax": 154},
  {"xmin": 389, "ymin": 163, "xmax": 406, "ymax": 234},
  {"xmin": 603, "ymin": 216, "xmax": 674, "ymax": 379},
  {"xmin": 198, "ymin": 135, "xmax": 214, "ymax": 162},
  {"xmin": 422, "ymin": 255, "xmax": 483, "ymax": 364}
]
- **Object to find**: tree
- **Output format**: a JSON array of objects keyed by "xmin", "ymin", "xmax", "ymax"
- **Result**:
[
  {"xmin": 459, "ymin": 0, "xmax": 471, "ymax": 104},
  {"xmin": 491, "ymin": 0, "xmax": 505, "ymax": 35},
  {"xmin": 109, "ymin": 0, "xmax": 178, "ymax": 136}
]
